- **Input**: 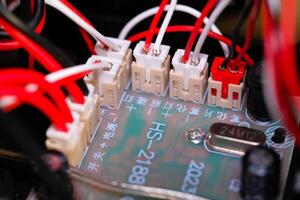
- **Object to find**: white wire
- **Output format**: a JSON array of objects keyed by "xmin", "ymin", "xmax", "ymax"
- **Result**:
[
  {"xmin": 118, "ymin": 4, "xmax": 229, "ymax": 57},
  {"xmin": 192, "ymin": 0, "xmax": 232, "ymax": 63},
  {"xmin": 7, "ymin": 0, "xmax": 20, "ymax": 11},
  {"xmin": 0, "ymin": 62, "xmax": 109, "ymax": 108},
  {"xmin": 46, "ymin": 62, "xmax": 110, "ymax": 83},
  {"xmin": 153, "ymin": 0, "xmax": 177, "ymax": 53},
  {"xmin": 45, "ymin": 0, "xmax": 119, "ymax": 51},
  {"xmin": 1, "ymin": 0, "xmax": 7, "ymax": 8}
]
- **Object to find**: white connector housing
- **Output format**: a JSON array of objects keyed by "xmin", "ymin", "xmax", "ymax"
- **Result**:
[
  {"xmin": 94, "ymin": 37, "xmax": 132, "ymax": 88},
  {"xmin": 95, "ymin": 37, "xmax": 130, "ymax": 60},
  {"xmin": 45, "ymin": 112, "xmax": 85, "ymax": 166},
  {"xmin": 132, "ymin": 41, "xmax": 170, "ymax": 95},
  {"xmin": 67, "ymin": 84, "xmax": 100, "ymax": 145},
  {"xmin": 85, "ymin": 55, "xmax": 127, "ymax": 109},
  {"xmin": 170, "ymin": 49, "xmax": 209, "ymax": 103},
  {"xmin": 207, "ymin": 77, "xmax": 245, "ymax": 110}
]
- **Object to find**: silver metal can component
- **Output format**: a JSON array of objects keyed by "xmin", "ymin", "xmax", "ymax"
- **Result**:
[{"xmin": 206, "ymin": 123, "xmax": 265, "ymax": 156}]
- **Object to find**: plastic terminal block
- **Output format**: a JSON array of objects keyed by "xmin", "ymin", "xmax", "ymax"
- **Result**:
[
  {"xmin": 67, "ymin": 84, "xmax": 100, "ymax": 147},
  {"xmin": 132, "ymin": 41, "xmax": 170, "ymax": 95},
  {"xmin": 86, "ymin": 55, "xmax": 127, "ymax": 109},
  {"xmin": 170, "ymin": 49, "xmax": 209, "ymax": 103},
  {"xmin": 207, "ymin": 57, "xmax": 247, "ymax": 110},
  {"xmin": 95, "ymin": 38, "xmax": 132, "ymax": 86},
  {"xmin": 45, "ymin": 112, "xmax": 85, "ymax": 166}
]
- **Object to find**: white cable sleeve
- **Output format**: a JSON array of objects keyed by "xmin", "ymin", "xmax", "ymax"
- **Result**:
[
  {"xmin": 45, "ymin": 0, "xmax": 119, "ymax": 51},
  {"xmin": 118, "ymin": 4, "xmax": 229, "ymax": 57},
  {"xmin": 46, "ymin": 62, "xmax": 110, "ymax": 83},
  {"xmin": 192, "ymin": 0, "xmax": 232, "ymax": 63},
  {"xmin": 153, "ymin": 0, "xmax": 177, "ymax": 53}
]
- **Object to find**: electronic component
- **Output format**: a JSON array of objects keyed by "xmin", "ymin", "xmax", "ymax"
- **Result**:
[
  {"xmin": 131, "ymin": 41, "xmax": 170, "ymax": 95},
  {"xmin": 80, "ymin": 90, "xmax": 294, "ymax": 199},
  {"xmin": 45, "ymin": 112, "xmax": 85, "ymax": 166},
  {"xmin": 67, "ymin": 84, "xmax": 100, "ymax": 148},
  {"xmin": 207, "ymin": 57, "xmax": 246, "ymax": 110},
  {"xmin": 170, "ymin": 49, "xmax": 208, "ymax": 103},
  {"xmin": 0, "ymin": 1, "xmax": 299, "ymax": 200},
  {"xmin": 94, "ymin": 37, "xmax": 132, "ymax": 87},
  {"xmin": 86, "ymin": 55, "xmax": 127, "ymax": 109},
  {"xmin": 241, "ymin": 146, "xmax": 280, "ymax": 200},
  {"xmin": 247, "ymin": 61, "xmax": 272, "ymax": 121},
  {"xmin": 206, "ymin": 123, "xmax": 265, "ymax": 156},
  {"xmin": 185, "ymin": 128, "xmax": 206, "ymax": 144},
  {"xmin": 271, "ymin": 127, "xmax": 287, "ymax": 144}
]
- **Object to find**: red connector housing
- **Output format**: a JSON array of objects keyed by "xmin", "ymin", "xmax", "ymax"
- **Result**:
[{"xmin": 211, "ymin": 57, "xmax": 246, "ymax": 99}]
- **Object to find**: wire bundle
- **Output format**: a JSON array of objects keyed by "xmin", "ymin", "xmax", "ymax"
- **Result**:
[
  {"xmin": 0, "ymin": 1, "xmax": 112, "ymax": 133},
  {"xmin": 0, "ymin": 0, "xmax": 299, "ymax": 144}
]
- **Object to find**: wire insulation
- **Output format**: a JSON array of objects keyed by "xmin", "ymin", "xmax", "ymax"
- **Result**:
[
  {"xmin": 128, "ymin": 25, "xmax": 254, "ymax": 65},
  {"xmin": 153, "ymin": 0, "xmax": 177, "ymax": 53},
  {"xmin": 45, "ymin": 0, "xmax": 119, "ymax": 51},
  {"xmin": 118, "ymin": 4, "xmax": 229, "ymax": 57},
  {"xmin": 182, "ymin": 0, "xmax": 218, "ymax": 63},
  {"xmin": 144, "ymin": 0, "xmax": 169, "ymax": 52},
  {"xmin": 192, "ymin": 0, "xmax": 231, "ymax": 63}
]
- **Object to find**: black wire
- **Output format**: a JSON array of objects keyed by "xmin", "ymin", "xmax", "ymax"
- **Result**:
[
  {"xmin": 0, "ymin": 0, "xmax": 45, "ymax": 39},
  {"xmin": 0, "ymin": 3, "xmax": 89, "ymax": 95},
  {"xmin": 222, "ymin": 0, "xmax": 253, "ymax": 68}
]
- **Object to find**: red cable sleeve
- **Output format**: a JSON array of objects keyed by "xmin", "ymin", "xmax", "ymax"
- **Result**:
[
  {"xmin": 235, "ymin": 0, "xmax": 261, "ymax": 64},
  {"xmin": 0, "ymin": 88, "xmax": 68, "ymax": 131},
  {"xmin": 182, "ymin": 0, "xmax": 218, "ymax": 63},
  {"xmin": 0, "ymin": 69, "xmax": 73, "ymax": 123},
  {"xmin": 144, "ymin": 0, "xmax": 169, "ymax": 52},
  {"xmin": 128, "ymin": 25, "xmax": 254, "ymax": 65},
  {"xmin": 0, "ymin": 17, "xmax": 85, "ymax": 104}
]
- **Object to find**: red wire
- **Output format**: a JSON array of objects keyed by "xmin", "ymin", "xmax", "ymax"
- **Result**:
[
  {"xmin": 144, "ymin": 0, "xmax": 169, "ymax": 52},
  {"xmin": 0, "ymin": 17, "xmax": 85, "ymax": 104},
  {"xmin": 28, "ymin": 3, "xmax": 47, "ymax": 69},
  {"xmin": 61, "ymin": 0, "xmax": 96, "ymax": 54},
  {"xmin": 182, "ymin": 0, "xmax": 218, "ymax": 63},
  {"xmin": 0, "ymin": 87, "xmax": 68, "ymax": 131},
  {"xmin": 34, "ymin": 7, "xmax": 46, "ymax": 33},
  {"xmin": 279, "ymin": 0, "xmax": 300, "ymax": 97},
  {"xmin": 235, "ymin": 0, "xmax": 261, "ymax": 64},
  {"xmin": 79, "ymin": 28, "xmax": 96, "ymax": 54},
  {"xmin": 0, "ymin": 2, "xmax": 46, "ymax": 51},
  {"xmin": 31, "ymin": 0, "xmax": 35, "ymax": 13},
  {"xmin": 128, "ymin": 25, "xmax": 254, "ymax": 65},
  {"xmin": 0, "ymin": 69, "xmax": 73, "ymax": 123},
  {"xmin": 262, "ymin": 2, "xmax": 300, "ymax": 146}
]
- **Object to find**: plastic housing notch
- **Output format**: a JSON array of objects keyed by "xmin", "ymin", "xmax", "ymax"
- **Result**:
[
  {"xmin": 207, "ymin": 57, "xmax": 247, "ymax": 109},
  {"xmin": 170, "ymin": 49, "xmax": 209, "ymax": 103},
  {"xmin": 132, "ymin": 41, "xmax": 170, "ymax": 95}
]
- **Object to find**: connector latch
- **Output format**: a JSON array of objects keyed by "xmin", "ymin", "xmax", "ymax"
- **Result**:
[
  {"xmin": 207, "ymin": 57, "xmax": 246, "ymax": 109},
  {"xmin": 170, "ymin": 49, "xmax": 208, "ymax": 103},
  {"xmin": 131, "ymin": 41, "xmax": 170, "ymax": 95}
]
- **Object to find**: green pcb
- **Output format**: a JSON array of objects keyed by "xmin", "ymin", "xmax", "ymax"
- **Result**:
[{"xmin": 78, "ymin": 89, "xmax": 294, "ymax": 200}]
